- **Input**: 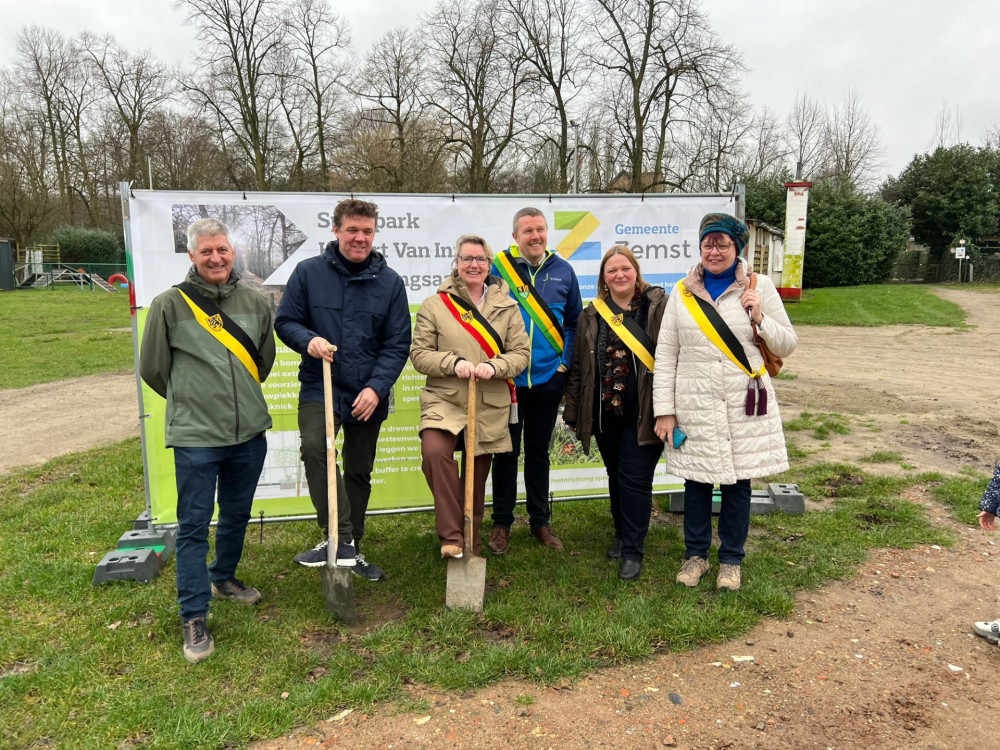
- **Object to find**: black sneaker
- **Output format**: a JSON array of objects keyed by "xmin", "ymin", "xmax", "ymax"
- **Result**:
[
  {"xmin": 182, "ymin": 617, "xmax": 215, "ymax": 663},
  {"xmin": 293, "ymin": 539, "xmax": 357, "ymax": 568},
  {"xmin": 211, "ymin": 577, "xmax": 262, "ymax": 605},
  {"xmin": 352, "ymin": 553, "xmax": 385, "ymax": 581}
]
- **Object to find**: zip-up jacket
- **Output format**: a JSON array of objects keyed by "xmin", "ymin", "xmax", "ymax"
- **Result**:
[
  {"xmin": 491, "ymin": 247, "xmax": 582, "ymax": 388},
  {"xmin": 275, "ymin": 242, "xmax": 411, "ymax": 423},
  {"xmin": 140, "ymin": 267, "xmax": 276, "ymax": 448}
]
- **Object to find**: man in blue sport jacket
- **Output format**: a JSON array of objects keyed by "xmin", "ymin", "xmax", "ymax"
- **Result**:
[
  {"xmin": 275, "ymin": 199, "xmax": 411, "ymax": 580},
  {"xmin": 488, "ymin": 207, "xmax": 583, "ymax": 555}
]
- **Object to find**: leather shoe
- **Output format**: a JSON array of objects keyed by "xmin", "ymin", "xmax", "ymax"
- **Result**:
[
  {"xmin": 619, "ymin": 558, "xmax": 642, "ymax": 581},
  {"xmin": 531, "ymin": 525, "xmax": 564, "ymax": 551},
  {"xmin": 488, "ymin": 526, "xmax": 509, "ymax": 555},
  {"xmin": 607, "ymin": 538, "xmax": 623, "ymax": 560},
  {"xmin": 440, "ymin": 544, "xmax": 463, "ymax": 559}
]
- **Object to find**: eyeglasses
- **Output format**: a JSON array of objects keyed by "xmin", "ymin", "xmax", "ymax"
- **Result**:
[
  {"xmin": 458, "ymin": 255, "xmax": 490, "ymax": 265},
  {"xmin": 700, "ymin": 241, "xmax": 734, "ymax": 252}
]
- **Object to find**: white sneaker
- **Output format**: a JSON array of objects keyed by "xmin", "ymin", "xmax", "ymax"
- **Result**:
[{"xmin": 973, "ymin": 619, "xmax": 1000, "ymax": 642}]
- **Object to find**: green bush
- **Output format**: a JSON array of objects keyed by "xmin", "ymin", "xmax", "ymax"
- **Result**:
[
  {"xmin": 50, "ymin": 225, "xmax": 125, "ymax": 264},
  {"xmin": 803, "ymin": 179, "xmax": 911, "ymax": 288}
]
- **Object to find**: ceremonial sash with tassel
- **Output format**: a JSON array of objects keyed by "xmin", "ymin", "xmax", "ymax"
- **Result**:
[
  {"xmin": 592, "ymin": 297, "xmax": 655, "ymax": 372},
  {"xmin": 439, "ymin": 292, "xmax": 519, "ymax": 423},
  {"xmin": 675, "ymin": 280, "xmax": 767, "ymax": 416},
  {"xmin": 493, "ymin": 248, "xmax": 565, "ymax": 355},
  {"xmin": 175, "ymin": 283, "xmax": 263, "ymax": 383}
]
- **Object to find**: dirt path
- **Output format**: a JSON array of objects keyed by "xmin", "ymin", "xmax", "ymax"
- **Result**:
[
  {"xmin": 3, "ymin": 287, "xmax": 999, "ymax": 749},
  {"xmin": 0, "ymin": 372, "xmax": 138, "ymax": 473}
]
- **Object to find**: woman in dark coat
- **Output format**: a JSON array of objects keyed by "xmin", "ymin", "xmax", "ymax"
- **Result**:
[{"xmin": 564, "ymin": 245, "xmax": 666, "ymax": 581}]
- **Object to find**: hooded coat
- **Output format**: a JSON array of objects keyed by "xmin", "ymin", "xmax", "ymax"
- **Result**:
[
  {"xmin": 652, "ymin": 259, "xmax": 798, "ymax": 484},
  {"xmin": 410, "ymin": 274, "xmax": 530, "ymax": 455}
]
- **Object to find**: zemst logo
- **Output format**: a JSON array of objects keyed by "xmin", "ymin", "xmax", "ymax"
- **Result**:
[{"xmin": 554, "ymin": 211, "xmax": 601, "ymax": 260}]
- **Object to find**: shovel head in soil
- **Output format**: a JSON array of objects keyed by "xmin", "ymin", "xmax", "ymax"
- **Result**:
[
  {"xmin": 321, "ymin": 565, "xmax": 358, "ymax": 623},
  {"xmin": 446, "ymin": 556, "xmax": 486, "ymax": 613}
]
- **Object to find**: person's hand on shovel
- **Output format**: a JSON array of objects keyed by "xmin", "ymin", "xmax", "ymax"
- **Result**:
[
  {"xmin": 455, "ymin": 359, "xmax": 495, "ymax": 381},
  {"xmin": 307, "ymin": 337, "xmax": 337, "ymax": 362}
]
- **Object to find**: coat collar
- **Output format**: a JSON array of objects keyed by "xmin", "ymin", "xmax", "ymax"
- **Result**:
[{"xmin": 682, "ymin": 258, "xmax": 750, "ymax": 302}]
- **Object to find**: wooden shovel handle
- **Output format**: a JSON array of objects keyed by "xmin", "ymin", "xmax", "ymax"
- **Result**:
[
  {"xmin": 463, "ymin": 378, "xmax": 477, "ymax": 557},
  {"xmin": 322, "ymin": 357, "xmax": 339, "ymax": 567}
]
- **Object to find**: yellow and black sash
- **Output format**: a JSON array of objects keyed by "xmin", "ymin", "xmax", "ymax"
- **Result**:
[
  {"xmin": 175, "ymin": 283, "xmax": 262, "ymax": 383},
  {"xmin": 493, "ymin": 249, "xmax": 564, "ymax": 354},
  {"xmin": 676, "ymin": 280, "xmax": 767, "ymax": 416},
  {"xmin": 440, "ymin": 292, "xmax": 518, "ymax": 422},
  {"xmin": 592, "ymin": 297, "xmax": 655, "ymax": 372}
]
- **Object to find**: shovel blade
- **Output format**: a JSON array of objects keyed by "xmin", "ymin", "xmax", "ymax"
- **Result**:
[
  {"xmin": 320, "ymin": 566, "xmax": 359, "ymax": 624},
  {"xmin": 445, "ymin": 556, "xmax": 486, "ymax": 613}
]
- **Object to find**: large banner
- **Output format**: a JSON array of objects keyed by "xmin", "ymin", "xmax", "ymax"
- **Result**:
[{"xmin": 126, "ymin": 191, "xmax": 736, "ymax": 523}]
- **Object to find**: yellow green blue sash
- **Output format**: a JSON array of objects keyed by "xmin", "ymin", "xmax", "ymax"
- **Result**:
[
  {"xmin": 592, "ymin": 297, "xmax": 655, "ymax": 372},
  {"xmin": 494, "ymin": 249, "xmax": 564, "ymax": 354}
]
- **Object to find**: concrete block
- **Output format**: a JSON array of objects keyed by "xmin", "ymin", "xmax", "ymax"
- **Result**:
[
  {"xmin": 117, "ymin": 528, "xmax": 176, "ymax": 555},
  {"xmin": 132, "ymin": 509, "xmax": 152, "ymax": 530},
  {"xmin": 768, "ymin": 483, "xmax": 806, "ymax": 514},
  {"xmin": 92, "ymin": 548, "xmax": 161, "ymax": 584}
]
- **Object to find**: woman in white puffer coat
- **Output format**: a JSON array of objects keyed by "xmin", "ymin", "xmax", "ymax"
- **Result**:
[{"xmin": 653, "ymin": 213, "xmax": 797, "ymax": 592}]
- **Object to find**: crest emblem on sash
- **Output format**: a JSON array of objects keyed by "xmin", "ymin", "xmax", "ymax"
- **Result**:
[
  {"xmin": 611, "ymin": 313, "xmax": 624, "ymax": 326},
  {"xmin": 516, "ymin": 284, "xmax": 529, "ymax": 298},
  {"xmin": 207, "ymin": 314, "xmax": 223, "ymax": 331},
  {"xmin": 460, "ymin": 310, "xmax": 474, "ymax": 323}
]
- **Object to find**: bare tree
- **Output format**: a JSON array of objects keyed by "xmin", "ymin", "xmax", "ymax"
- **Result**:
[
  {"xmin": 347, "ymin": 27, "xmax": 452, "ymax": 192},
  {"xmin": 0, "ymin": 72, "xmax": 57, "ymax": 244},
  {"xmin": 283, "ymin": 0, "xmax": 351, "ymax": 187},
  {"xmin": 422, "ymin": 0, "xmax": 542, "ymax": 193},
  {"xmin": 504, "ymin": 0, "xmax": 592, "ymax": 192},
  {"xmin": 180, "ymin": 0, "xmax": 287, "ymax": 190},
  {"xmin": 786, "ymin": 92, "xmax": 826, "ymax": 179},
  {"xmin": 928, "ymin": 101, "xmax": 964, "ymax": 151},
  {"xmin": 824, "ymin": 88, "xmax": 883, "ymax": 190},
  {"xmin": 80, "ymin": 34, "xmax": 174, "ymax": 189},
  {"xmin": 591, "ymin": 0, "xmax": 741, "ymax": 193}
]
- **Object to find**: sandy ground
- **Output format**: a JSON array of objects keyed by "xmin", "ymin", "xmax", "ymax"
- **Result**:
[{"xmin": 3, "ymin": 286, "xmax": 999, "ymax": 749}]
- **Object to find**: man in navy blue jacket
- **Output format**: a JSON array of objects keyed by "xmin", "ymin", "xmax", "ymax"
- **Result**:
[
  {"xmin": 488, "ymin": 207, "xmax": 583, "ymax": 555},
  {"xmin": 276, "ymin": 199, "xmax": 411, "ymax": 580}
]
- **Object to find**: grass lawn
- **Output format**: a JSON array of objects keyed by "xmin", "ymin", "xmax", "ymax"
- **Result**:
[
  {"xmin": 0, "ymin": 289, "xmax": 134, "ymax": 390},
  {"xmin": 786, "ymin": 284, "xmax": 967, "ymax": 327},
  {"xmin": 0, "ymin": 438, "xmax": 964, "ymax": 749}
]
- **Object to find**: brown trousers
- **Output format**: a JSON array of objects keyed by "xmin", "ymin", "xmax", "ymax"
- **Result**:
[{"xmin": 420, "ymin": 428, "xmax": 492, "ymax": 556}]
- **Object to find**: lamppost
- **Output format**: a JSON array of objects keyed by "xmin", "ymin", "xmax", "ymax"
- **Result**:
[{"xmin": 569, "ymin": 120, "xmax": 580, "ymax": 194}]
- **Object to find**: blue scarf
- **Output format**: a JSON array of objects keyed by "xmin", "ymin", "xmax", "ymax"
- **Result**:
[{"xmin": 703, "ymin": 261, "xmax": 737, "ymax": 301}]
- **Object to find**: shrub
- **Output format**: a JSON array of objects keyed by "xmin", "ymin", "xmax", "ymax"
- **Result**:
[
  {"xmin": 802, "ymin": 180, "xmax": 911, "ymax": 288},
  {"xmin": 50, "ymin": 226, "xmax": 125, "ymax": 264}
]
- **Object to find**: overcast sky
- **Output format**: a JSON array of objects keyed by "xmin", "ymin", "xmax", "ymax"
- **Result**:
[{"xmin": 1, "ymin": 0, "xmax": 997, "ymax": 182}]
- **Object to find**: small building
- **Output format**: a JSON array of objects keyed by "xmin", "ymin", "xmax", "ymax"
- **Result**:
[{"xmin": 745, "ymin": 220, "xmax": 785, "ymax": 288}]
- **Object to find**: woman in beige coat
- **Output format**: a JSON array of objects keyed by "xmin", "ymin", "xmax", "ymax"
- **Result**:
[
  {"xmin": 410, "ymin": 235, "xmax": 530, "ymax": 558},
  {"xmin": 653, "ymin": 213, "xmax": 797, "ymax": 591}
]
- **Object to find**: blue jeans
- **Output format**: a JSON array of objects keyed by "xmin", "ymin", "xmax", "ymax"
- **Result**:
[
  {"xmin": 683, "ymin": 478, "xmax": 752, "ymax": 565},
  {"xmin": 173, "ymin": 433, "xmax": 267, "ymax": 621},
  {"xmin": 491, "ymin": 372, "xmax": 565, "ymax": 531},
  {"xmin": 594, "ymin": 420, "xmax": 663, "ymax": 562}
]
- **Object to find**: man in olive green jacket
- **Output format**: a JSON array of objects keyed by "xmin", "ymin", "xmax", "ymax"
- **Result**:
[{"xmin": 140, "ymin": 217, "xmax": 275, "ymax": 664}]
